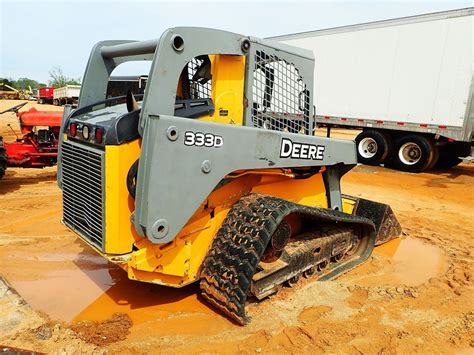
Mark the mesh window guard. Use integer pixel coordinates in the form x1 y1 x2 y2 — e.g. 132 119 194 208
185 56 212 99
251 50 310 134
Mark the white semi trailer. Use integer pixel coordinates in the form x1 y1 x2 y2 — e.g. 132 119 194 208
272 8 473 172
53 85 81 106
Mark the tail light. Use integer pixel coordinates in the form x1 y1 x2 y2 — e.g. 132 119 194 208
95 127 104 144
69 122 77 137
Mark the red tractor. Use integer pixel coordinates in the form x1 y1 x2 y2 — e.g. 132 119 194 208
0 102 62 178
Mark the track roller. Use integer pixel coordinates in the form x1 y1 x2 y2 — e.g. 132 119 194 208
286 274 301 287
303 266 316 278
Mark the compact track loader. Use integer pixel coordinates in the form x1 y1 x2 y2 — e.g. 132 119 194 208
58 28 401 324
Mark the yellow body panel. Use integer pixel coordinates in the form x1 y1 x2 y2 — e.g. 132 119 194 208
127 206 230 286
125 174 258 286
104 139 141 254
251 173 329 208
207 55 245 126
184 55 245 126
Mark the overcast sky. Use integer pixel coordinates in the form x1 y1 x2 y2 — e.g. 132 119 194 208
0 0 471 83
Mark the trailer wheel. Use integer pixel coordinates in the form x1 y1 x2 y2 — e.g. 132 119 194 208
53 99 59 106
436 142 470 169
355 130 392 166
392 134 436 173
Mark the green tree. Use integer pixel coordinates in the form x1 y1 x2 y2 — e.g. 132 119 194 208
48 66 81 88
13 77 41 91
0 77 14 88
67 78 81 85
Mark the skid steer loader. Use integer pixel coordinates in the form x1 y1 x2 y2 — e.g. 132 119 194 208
58 27 401 325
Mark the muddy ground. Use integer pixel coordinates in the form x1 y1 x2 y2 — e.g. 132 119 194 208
0 100 473 354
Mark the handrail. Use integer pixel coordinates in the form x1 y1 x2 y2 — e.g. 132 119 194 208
101 39 159 59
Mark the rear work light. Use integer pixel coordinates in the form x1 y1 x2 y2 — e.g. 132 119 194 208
95 127 104 144
82 125 90 140
69 122 77 137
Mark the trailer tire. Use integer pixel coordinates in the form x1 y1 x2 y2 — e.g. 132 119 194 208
436 142 470 169
391 134 436 173
53 99 59 106
355 130 392 166
424 143 440 171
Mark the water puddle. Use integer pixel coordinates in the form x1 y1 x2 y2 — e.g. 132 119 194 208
13 268 115 321
348 237 447 286
1 246 218 332
0 236 446 335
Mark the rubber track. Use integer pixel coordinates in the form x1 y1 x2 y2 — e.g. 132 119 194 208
200 193 375 325
0 142 7 179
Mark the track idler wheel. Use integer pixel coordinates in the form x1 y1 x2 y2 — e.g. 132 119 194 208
261 220 291 263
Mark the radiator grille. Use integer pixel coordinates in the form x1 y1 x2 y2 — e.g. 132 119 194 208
62 141 104 250
251 50 311 134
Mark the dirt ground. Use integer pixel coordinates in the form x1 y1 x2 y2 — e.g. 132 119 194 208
0 99 473 354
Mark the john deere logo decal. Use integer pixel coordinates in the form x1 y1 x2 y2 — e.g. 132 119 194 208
280 138 325 160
